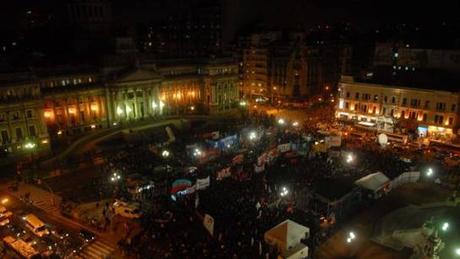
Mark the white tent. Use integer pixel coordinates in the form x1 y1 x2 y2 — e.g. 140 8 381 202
264 220 309 259
355 172 391 198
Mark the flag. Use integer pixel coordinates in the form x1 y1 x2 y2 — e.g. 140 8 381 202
203 214 214 236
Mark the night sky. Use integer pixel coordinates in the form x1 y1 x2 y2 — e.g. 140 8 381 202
0 0 459 32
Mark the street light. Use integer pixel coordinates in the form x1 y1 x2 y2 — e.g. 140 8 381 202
441 222 449 232
162 150 170 158
292 121 299 127
249 131 257 140
280 186 289 197
455 247 460 256
193 148 202 157
346 231 356 243
110 172 122 182
239 101 247 106
346 153 354 163
426 167 434 177
278 118 285 125
24 142 36 149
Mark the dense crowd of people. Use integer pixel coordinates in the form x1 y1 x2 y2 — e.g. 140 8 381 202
99 109 458 258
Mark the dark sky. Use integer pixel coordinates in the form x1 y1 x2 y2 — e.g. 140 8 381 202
1 0 459 31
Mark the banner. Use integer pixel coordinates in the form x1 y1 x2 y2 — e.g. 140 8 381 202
196 176 210 190
203 214 214 236
171 179 192 193
216 167 232 180
277 143 291 153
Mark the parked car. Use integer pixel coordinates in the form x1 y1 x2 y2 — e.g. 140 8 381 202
113 200 143 219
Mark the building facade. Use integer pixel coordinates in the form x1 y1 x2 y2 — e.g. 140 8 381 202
336 76 460 140
0 59 239 154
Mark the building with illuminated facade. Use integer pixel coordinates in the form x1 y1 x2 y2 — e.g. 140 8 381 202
0 58 239 154
336 76 460 140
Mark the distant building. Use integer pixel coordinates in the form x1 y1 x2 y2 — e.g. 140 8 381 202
336 76 460 140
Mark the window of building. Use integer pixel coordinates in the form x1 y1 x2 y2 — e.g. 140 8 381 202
410 99 420 108
434 115 444 124
436 102 446 111
392 96 396 104
26 110 32 118
410 111 416 119
451 104 456 112
355 92 359 100
29 125 36 137
382 107 386 115
402 98 407 106
15 128 23 140
423 113 427 122
449 117 454 125
390 109 394 116
354 104 358 111
373 106 377 114
401 111 405 118
1 130 8 144
374 95 378 101
345 102 349 109
424 100 430 109
346 92 350 98
384 96 388 103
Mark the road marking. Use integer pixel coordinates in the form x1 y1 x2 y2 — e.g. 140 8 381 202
80 240 115 259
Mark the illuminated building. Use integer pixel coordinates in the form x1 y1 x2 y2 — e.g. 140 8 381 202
0 74 49 153
336 76 460 140
0 58 239 154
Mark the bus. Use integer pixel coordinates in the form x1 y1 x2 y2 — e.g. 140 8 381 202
2 236 39 258
23 214 49 237
384 132 408 144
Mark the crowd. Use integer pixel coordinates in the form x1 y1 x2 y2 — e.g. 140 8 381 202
104 110 440 259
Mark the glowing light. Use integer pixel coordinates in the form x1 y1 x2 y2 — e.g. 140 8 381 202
90 124 96 129
426 168 434 177
239 101 247 106
442 222 449 232
159 101 165 109
346 231 356 243
57 130 63 135
162 150 170 158
278 118 285 125
24 142 36 149
292 121 299 127
346 153 354 163
190 106 195 111
90 103 98 111
249 131 257 140
455 247 460 256
280 186 289 197
339 99 345 109
44 111 53 118
126 105 132 113
41 139 48 144
116 106 124 115
1 198 8 205
68 107 76 114
193 148 202 157
152 101 158 109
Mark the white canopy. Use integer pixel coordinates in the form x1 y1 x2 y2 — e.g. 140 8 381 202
355 172 390 192
264 219 309 256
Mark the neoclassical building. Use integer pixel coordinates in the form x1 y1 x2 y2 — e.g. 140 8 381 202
0 58 239 154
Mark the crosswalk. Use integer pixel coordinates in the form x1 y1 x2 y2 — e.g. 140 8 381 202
33 200 60 214
78 240 116 259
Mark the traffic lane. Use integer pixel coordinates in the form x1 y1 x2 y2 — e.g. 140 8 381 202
0 191 85 256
